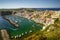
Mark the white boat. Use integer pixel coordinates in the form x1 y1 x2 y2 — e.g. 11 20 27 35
22 33 24 35
29 30 32 33
25 32 27 34
19 34 21 37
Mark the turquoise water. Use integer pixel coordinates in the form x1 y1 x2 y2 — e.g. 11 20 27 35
0 15 42 37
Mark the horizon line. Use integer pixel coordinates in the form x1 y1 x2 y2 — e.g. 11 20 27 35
0 7 60 9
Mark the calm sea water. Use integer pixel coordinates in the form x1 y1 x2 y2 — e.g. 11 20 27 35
0 16 15 29
0 15 42 37
33 8 60 10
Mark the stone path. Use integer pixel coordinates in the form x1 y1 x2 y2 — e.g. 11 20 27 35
1 29 10 40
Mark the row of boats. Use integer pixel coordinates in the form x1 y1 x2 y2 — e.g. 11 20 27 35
11 30 32 38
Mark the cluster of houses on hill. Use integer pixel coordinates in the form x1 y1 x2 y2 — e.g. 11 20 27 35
15 10 60 26
0 9 60 26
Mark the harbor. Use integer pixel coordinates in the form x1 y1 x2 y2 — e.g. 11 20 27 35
0 15 42 40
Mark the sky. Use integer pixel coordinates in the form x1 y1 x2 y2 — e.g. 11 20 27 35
0 0 60 9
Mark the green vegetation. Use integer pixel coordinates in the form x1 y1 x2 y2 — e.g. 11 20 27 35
38 18 60 40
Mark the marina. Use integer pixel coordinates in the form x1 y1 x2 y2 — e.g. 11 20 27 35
0 15 42 38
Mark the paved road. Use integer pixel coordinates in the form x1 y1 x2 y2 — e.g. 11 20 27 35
1 29 10 40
